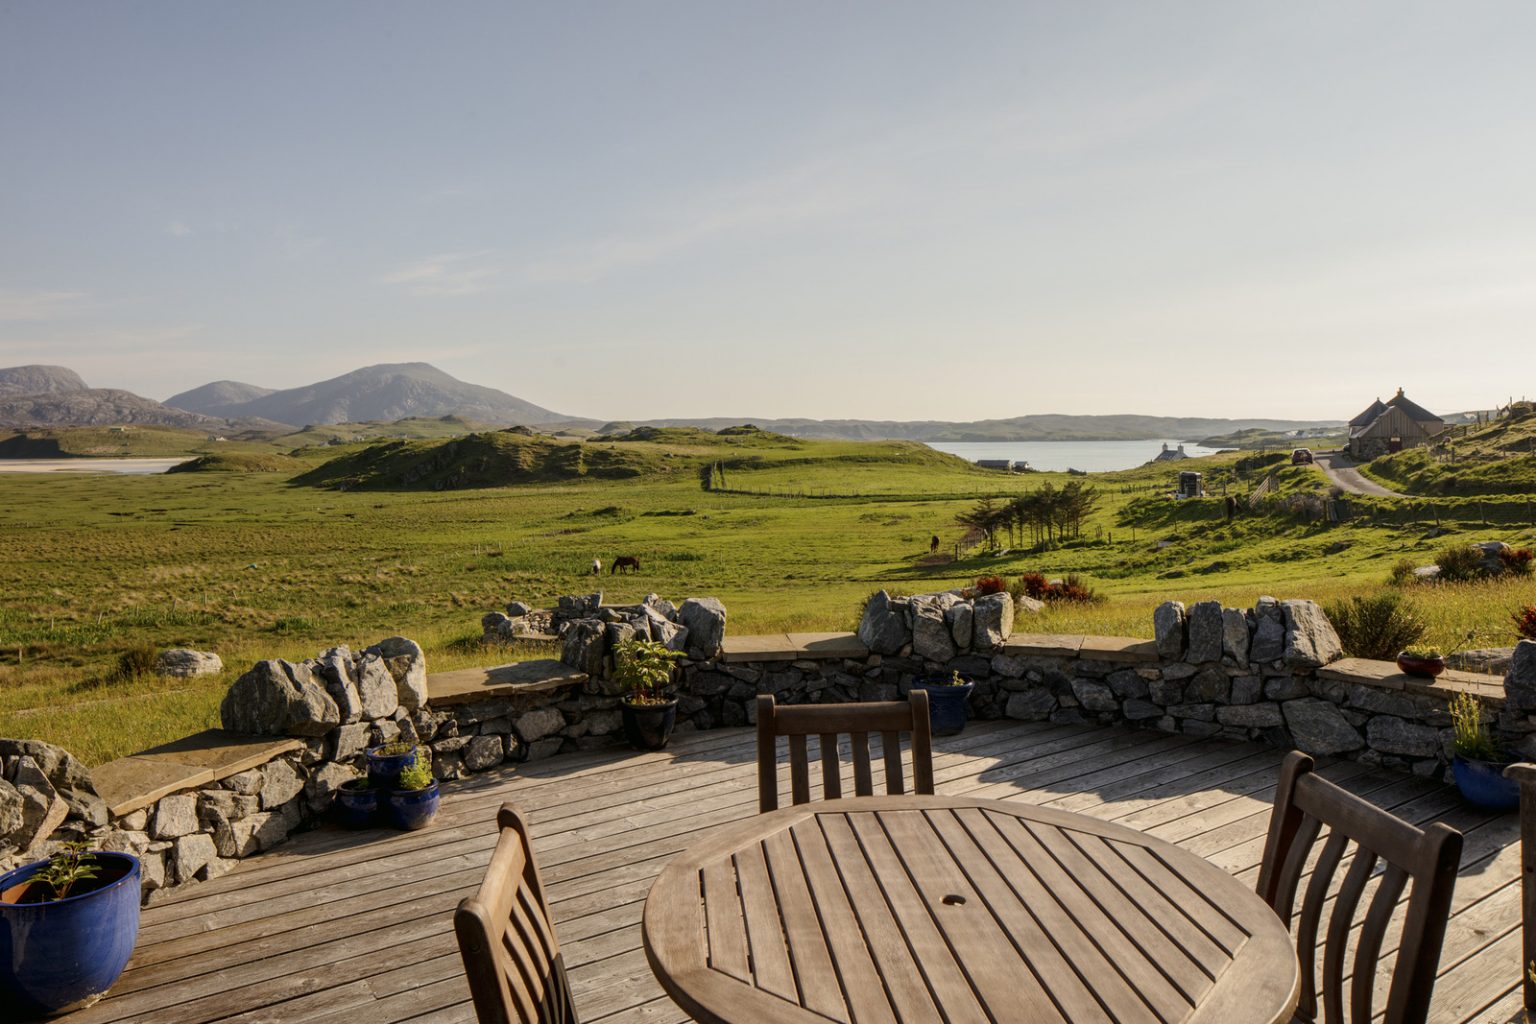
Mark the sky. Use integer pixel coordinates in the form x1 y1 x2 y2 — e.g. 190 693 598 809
2 1 1534 422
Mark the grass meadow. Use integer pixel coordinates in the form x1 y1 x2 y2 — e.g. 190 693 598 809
2 432 1534 763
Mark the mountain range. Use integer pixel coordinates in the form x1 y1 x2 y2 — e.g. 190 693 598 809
0 362 1344 440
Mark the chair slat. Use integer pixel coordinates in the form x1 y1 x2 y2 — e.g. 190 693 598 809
790 735 811 805
820 733 842 800
1295 828 1348 1017
881 730 903 795
1353 863 1409 1023
1323 847 1377 1024
851 731 873 796
755 693 935 812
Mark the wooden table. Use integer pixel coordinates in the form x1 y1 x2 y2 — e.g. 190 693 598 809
643 795 1300 1024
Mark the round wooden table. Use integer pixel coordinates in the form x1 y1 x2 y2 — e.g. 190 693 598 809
643 795 1300 1024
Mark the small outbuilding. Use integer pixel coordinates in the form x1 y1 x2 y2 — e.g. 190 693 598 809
1347 388 1445 459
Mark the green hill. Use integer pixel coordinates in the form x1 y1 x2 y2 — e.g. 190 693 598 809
1364 410 1536 495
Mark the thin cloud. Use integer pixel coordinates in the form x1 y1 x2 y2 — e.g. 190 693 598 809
380 251 502 297
0 289 89 321
166 221 193 238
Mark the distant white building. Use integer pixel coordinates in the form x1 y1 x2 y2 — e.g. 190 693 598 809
1151 443 1188 462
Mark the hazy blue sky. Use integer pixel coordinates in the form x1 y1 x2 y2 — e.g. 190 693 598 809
2 2 1533 421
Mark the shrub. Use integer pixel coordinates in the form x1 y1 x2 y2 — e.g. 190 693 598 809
1052 574 1104 603
1513 605 1536 641
1450 691 1502 761
1324 592 1427 661
1013 573 1050 601
111 644 158 684
1388 559 1418 587
974 576 1006 595
1435 544 1485 582
1499 548 1534 576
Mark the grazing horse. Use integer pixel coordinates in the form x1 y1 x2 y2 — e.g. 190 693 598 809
612 555 641 575
930 534 940 553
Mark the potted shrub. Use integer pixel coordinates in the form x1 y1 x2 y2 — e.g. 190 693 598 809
1395 646 1446 678
911 670 975 737
335 777 379 829
1450 691 1518 811
365 740 418 790
0 842 141 1017
385 749 440 831
614 637 684 751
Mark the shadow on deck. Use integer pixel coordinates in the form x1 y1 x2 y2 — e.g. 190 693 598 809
57 720 1525 1024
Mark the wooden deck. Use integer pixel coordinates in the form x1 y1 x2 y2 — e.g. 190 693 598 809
62 720 1525 1024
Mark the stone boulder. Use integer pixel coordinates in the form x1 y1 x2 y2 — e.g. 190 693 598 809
154 649 224 678
643 593 678 619
312 646 363 724
1153 601 1186 660
910 596 957 664
365 637 428 711
1282 698 1364 755
220 659 341 737
0 738 105 827
561 619 607 675
857 591 910 656
1281 600 1343 670
1506 640 1536 712
945 601 974 649
1473 540 1513 575
972 593 1015 651
1185 601 1223 664
354 653 400 720
1250 596 1286 664
677 598 727 658
556 592 602 620
1221 608 1251 665
506 600 533 617
9 757 69 855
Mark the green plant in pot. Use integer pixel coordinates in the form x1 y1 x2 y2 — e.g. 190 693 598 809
1 841 143 1016
1449 691 1517 811
614 637 684 751
1395 646 1445 678
385 749 441 831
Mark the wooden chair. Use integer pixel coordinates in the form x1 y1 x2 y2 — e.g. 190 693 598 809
1256 751 1462 1024
454 804 578 1024
756 691 934 813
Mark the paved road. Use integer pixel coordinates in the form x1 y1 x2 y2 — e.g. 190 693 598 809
1313 451 1401 497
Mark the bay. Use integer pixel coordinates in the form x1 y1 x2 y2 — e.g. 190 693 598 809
925 439 1225 473
0 458 184 475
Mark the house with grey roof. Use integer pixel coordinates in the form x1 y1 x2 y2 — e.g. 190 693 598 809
1347 388 1445 459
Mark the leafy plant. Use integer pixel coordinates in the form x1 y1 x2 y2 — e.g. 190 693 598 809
1499 547 1534 576
1387 558 1418 587
372 740 414 757
613 637 683 705
1401 646 1444 660
398 750 433 790
1324 592 1427 661
1449 691 1504 762
1435 544 1486 583
974 576 1006 595
1513 605 1536 641
110 644 158 684
1013 572 1050 601
33 841 100 902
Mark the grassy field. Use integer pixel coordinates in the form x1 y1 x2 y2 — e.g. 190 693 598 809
1362 410 1536 495
2 429 1534 764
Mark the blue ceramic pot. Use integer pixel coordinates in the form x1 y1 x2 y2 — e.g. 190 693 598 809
335 780 380 829
387 782 441 831
1453 755 1519 811
912 677 975 737
365 744 418 791
622 700 678 751
0 852 141 1017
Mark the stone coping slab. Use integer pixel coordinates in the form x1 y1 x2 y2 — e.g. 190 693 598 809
1079 635 1160 663
90 730 307 817
787 633 870 659
1321 657 1505 704
428 659 589 706
1004 634 1086 659
721 634 802 663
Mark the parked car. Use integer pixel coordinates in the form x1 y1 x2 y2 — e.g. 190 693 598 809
1291 448 1314 464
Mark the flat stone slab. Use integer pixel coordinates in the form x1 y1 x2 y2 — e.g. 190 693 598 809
721 635 800 663
92 757 217 818
1004 634 1085 659
133 730 305 778
1322 657 1505 703
429 660 589 706
1079 635 1160 663
786 633 869 659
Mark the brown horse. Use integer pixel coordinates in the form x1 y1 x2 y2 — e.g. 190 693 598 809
930 535 940 553
611 556 641 575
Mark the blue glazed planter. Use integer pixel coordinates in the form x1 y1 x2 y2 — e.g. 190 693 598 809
365 744 418 791
1453 755 1519 812
0 852 141 1017
912 677 975 737
387 782 441 831
335 780 380 829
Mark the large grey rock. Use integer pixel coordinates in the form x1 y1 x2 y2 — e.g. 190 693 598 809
1186 666 1231 703
677 598 727 658
516 708 565 743
304 763 357 812
11 758 69 853
173 832 218 884
1004 689 1056 721
1506 640 1536 712
945 601 974 650
506 600 533 617
312 646 363 724
464 735 506 772
857 591 910 656
220 659 340 737
0 739 103 827
152 793 200 839
1366 716 1444 759
1251 597 1286 663
366 637 428 711
330 722 371 762
1014 594 1046 614
0 778 22 838
354 653 400 720
561 619 607 675
1474 540 1513 575
1153 601 1186 659
1216 703 1284 729
154 649 224 678
557 592 602 619
972 593 1014 650
642 593 677 619
1186 601 1224 664
260 760 305 810
910 596 957 663
1070 679 1117 712
1282 600 1343 670
1283 698 1365 755
1222 608 1251 665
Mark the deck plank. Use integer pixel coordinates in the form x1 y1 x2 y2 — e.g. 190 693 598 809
59 723 1524 1024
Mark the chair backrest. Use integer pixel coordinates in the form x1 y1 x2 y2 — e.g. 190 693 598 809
756 691 934 813
1256 751 1462 1024
454 804 578 1024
